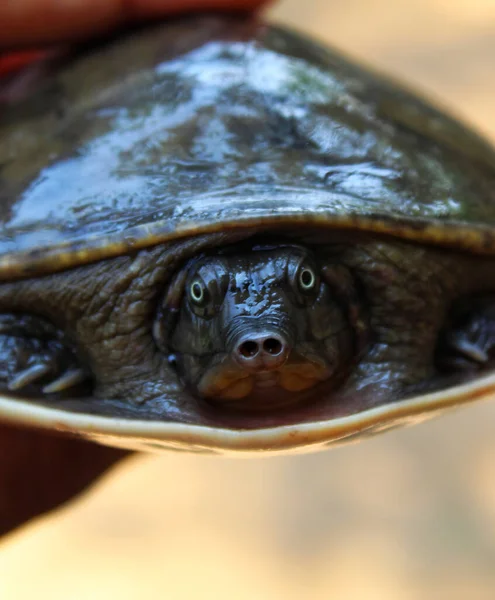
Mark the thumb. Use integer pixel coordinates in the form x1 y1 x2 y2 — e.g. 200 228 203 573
0 0 269 49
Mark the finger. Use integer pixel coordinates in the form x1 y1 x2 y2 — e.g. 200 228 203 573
0 50 51 77
0 0 269 49
0 0 122 49
126 0 269 17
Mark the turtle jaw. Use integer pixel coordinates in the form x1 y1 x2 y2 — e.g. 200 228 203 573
195 351 334 412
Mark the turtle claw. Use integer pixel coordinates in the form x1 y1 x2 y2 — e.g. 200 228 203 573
448 337 489 365
8 363 52 391
0 313 89 397
439 297 495 371
42 368 88 394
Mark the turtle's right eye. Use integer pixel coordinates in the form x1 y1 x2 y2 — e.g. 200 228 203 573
186 261 229 318
189 278 209 307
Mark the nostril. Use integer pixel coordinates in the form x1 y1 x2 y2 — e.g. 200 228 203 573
238 340 259 358
263 337 283 356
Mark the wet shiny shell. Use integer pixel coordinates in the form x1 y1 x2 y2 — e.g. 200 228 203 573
1 16 495 454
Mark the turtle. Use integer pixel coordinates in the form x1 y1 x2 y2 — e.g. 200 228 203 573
1 14 495 534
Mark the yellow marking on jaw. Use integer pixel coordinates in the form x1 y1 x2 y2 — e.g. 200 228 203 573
279 372 319 392
200 360 330 401
218 378 254 400
278 361 331 392
198 364 252 398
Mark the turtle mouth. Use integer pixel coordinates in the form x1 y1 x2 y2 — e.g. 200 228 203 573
196 355 332 412
254 372 279 388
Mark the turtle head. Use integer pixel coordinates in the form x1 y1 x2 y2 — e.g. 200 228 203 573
155 245 363 412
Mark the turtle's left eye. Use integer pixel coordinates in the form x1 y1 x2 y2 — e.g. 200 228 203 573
298 266 317 293
288 255 320 304
294 261 319 300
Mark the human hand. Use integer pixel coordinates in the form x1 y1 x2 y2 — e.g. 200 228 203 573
0 0 270 537
1 0 269 48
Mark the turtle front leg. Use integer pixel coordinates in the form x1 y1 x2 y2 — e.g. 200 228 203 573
438 297 495 371
0 314 90 396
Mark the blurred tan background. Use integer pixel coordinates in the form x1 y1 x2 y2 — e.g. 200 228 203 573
1 1 495 598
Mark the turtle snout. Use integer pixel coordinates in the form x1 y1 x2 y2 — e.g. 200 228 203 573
233 331 290 371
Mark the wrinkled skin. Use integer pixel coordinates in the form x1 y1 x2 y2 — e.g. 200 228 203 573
0 233 494 425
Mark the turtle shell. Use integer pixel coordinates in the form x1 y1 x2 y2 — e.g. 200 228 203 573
1 16 495 454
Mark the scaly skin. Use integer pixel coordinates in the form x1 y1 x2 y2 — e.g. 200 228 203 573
0 233 493 425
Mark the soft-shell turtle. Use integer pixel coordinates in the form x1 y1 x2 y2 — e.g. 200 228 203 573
1 14 495 473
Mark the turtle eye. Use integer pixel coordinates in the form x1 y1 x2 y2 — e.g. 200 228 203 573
189 278 209 307
287 255 320 304
185 259 229 318
295 262 319 299
298 266 317 293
